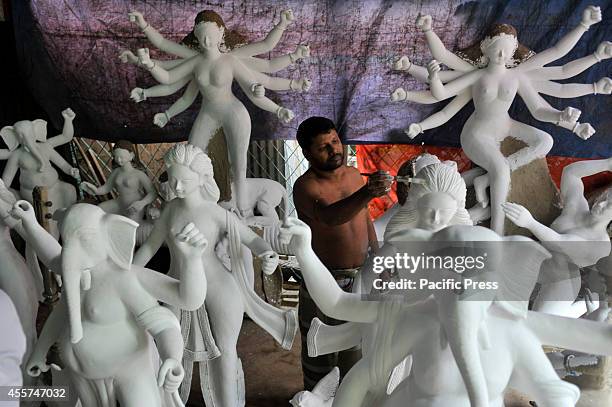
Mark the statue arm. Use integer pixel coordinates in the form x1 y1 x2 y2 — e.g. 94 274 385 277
137 173 158 207
0 149 10 160
1 154 19 187
162 80 199 122
416 91 471 132
146 55 200 85
529 54 599 80
243 50 306 73
248 70 294 91
18 210 62 268
47 148 75 177
423 30 476 72
518 6 601 71
533 79 598 98
143 77 191 99
133 208 168 266
296 244 379 322
47 115 74 148
518 80 577 127
233 59 285 114
559 158 612 213
141 25 198 59
429 69 480 100
230 16 291 58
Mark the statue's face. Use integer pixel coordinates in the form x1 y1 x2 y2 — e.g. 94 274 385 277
481 35 517 66
416 192 458 231
194 21 224 49
305 129 345 171
167 164 201 199
112 148 133 167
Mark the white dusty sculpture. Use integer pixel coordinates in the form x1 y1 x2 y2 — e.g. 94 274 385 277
503 157 612 317
0 180 38 385
290 367 339 407
133 144 297 406
0 289 27 405
219 177 288 225
0 109 79 223
384 153 472 241
391 6 611 235
81 140 157 221
12 200 211 407
128 9 310 216
282 218 612 407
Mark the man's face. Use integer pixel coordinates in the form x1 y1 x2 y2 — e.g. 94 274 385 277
305 130 344 171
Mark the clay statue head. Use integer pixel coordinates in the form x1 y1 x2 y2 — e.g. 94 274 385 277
396 153 457 205
457 24 534 68
416 191 458 231
181 10 247 51
296 117 344 171
0 120 48 171
112 140 135 167
59 203 138 343
164 144 220 202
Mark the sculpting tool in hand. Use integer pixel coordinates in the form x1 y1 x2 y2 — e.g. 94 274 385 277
360 173 427 185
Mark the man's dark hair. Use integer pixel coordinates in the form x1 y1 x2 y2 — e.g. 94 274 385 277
296 116 337 150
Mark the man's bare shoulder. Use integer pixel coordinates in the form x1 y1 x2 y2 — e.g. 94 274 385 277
294 169 319 193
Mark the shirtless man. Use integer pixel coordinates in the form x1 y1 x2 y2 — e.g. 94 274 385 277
292 116 392 389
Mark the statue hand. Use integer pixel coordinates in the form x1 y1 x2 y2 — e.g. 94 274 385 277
291 78 312 92
172 222 208 256
405 123 423 139
280 9 295 26
559 106 581 124
279 217 312 255
292 45 310 61
581 6 602 27
69 167 80 179
277 107 295 123
393 56 411 71
366 170 394 197
595 41 612 61
416 15 433 32
427 60 441 81
80 181 98 196
390 87 407 102
10 200 37 226
130 87 146 103
128 11 148 30
573 122 596 140
594 77 612 94
127 200 146 214
258 250 279 275
153 112 170 128
157 358 184 393
501 202 534 228
119 50 139 64
26 353 61 377
137 48 154 70
251 83 265 98
61 108 76 121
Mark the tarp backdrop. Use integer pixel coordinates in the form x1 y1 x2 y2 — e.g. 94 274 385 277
12 0 612 158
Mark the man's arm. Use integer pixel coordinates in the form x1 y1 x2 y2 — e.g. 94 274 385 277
367 216 378 252
293 170 391 227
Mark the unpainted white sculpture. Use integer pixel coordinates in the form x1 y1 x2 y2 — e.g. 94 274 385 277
219 177 288 225
81 140 157 221
128 9 310 216
503 157 612 317
0 180 38 386
384 154 472 241
290 367 339 407
0 288 27 407
0 109 80 231
13 200 210 407
282 217 612 407
391 6 611 235
133 144 296 406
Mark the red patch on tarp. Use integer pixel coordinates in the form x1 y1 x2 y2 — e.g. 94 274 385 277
357 145 612 220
